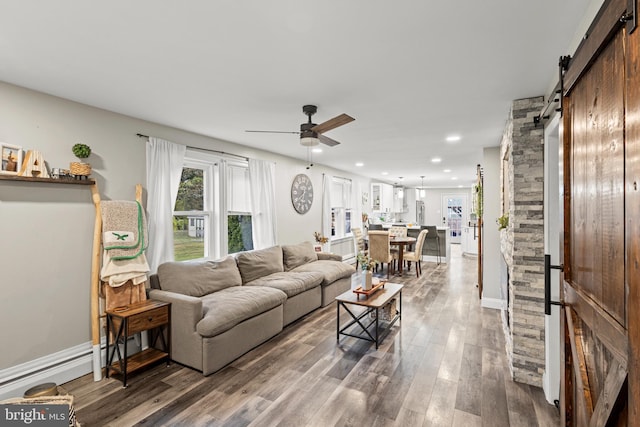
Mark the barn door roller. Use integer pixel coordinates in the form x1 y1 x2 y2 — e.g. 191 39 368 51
621 0 636 33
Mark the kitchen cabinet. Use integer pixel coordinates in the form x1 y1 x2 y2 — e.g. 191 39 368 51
462 226 478 255
371 183 394 212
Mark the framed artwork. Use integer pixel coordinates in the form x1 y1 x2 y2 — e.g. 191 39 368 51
0 143 23 175
362 191 369 205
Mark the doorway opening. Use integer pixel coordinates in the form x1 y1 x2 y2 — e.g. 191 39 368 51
441 194 468 244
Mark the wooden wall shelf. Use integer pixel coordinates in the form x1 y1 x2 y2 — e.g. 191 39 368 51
0 175 95 185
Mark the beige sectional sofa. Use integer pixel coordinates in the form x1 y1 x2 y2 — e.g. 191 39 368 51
148 242 355 375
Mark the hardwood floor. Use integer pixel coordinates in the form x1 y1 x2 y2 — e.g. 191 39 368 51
63 246 559 426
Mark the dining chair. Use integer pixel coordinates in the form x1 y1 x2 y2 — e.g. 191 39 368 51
403 229 428 277
368 224 383 230
368 230 394 279
388 225 408 269
352 227 368 269
422 225 441 264
388 226 408 238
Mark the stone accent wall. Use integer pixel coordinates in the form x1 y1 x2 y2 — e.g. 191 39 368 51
499 96 545 387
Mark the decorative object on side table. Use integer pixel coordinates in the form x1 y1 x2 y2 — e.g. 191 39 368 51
0 143 22 175
356 252 376 291
313 231 328 252
70 143 92 177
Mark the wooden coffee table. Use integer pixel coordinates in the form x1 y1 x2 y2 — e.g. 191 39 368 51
335 282 403 349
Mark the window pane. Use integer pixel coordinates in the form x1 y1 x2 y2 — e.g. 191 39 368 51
173 215 205 261
345 209 352 234
175 168 204 211
228 214 253 253
331 209 336 236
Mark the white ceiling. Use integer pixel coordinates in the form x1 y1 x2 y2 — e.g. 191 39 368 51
0 0 593 188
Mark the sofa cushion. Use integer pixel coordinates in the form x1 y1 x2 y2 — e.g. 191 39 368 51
282 241 318 271
291 260 356 286
244 271 324 297
157 256 242 297
235 245 284 284
196 286 287 337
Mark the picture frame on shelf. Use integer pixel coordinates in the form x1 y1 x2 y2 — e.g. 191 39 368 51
0 143 23 175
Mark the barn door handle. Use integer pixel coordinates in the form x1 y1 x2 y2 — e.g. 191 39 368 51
544 254 564 315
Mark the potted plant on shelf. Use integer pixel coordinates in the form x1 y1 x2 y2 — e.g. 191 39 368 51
356 252 376 290
70 143 92 177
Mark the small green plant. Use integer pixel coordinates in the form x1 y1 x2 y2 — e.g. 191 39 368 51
497 213 509 230
357 252 377 271
475 184 483 217
72 143 91 159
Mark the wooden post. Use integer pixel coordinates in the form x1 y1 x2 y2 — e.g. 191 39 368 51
89 182 102 381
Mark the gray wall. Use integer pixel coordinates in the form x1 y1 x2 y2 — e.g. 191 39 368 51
0 81 370 370
482 146 501 300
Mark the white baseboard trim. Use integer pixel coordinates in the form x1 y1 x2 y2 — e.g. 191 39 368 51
481 297 506 310
420 255 448 264
0 341 104 401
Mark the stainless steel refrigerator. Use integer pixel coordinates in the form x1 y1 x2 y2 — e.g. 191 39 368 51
416 200 425 226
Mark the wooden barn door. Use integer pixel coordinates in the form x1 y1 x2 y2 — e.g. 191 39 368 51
561 0 639 425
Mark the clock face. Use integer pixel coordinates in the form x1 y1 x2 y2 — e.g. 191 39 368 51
291 174 313 214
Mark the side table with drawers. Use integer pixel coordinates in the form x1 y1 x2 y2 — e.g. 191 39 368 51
105 299 171 387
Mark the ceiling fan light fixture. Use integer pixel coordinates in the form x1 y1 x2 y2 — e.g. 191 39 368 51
300 136 319 146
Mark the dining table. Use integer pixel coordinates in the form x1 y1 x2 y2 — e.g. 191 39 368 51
389 235 416 276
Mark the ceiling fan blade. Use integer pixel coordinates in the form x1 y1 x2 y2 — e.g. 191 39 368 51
311 113 354 134
245 130 300 134
318 134 341 146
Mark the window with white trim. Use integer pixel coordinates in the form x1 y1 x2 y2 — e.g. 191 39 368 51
227 162 253 254
173 158 215 261
330 177 352 239
173 150 253 261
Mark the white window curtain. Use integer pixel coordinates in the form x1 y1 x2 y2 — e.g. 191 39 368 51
146 137 186 272
352 180 363 230
322 173 332 251
248 159 277 249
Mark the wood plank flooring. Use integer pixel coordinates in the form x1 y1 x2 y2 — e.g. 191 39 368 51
63 245 560 426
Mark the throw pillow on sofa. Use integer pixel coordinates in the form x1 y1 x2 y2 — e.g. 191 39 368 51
157 256 242 297
235 245 284 283
282 241 318 271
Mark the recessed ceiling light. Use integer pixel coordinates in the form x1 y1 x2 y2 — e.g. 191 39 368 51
451 177 458 180
355 162 364 167
381 171 389 175
457 185 463 188
446 135 461 142
443 169 451 173
431 157 442 163
312 147 323 153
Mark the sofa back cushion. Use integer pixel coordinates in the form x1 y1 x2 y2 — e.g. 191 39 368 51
235 245 284 284
157 256 242 297
282 241 318 271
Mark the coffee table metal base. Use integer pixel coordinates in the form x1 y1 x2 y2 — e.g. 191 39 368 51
336 303 401 349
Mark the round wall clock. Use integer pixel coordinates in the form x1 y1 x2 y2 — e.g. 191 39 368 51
291 173 313 214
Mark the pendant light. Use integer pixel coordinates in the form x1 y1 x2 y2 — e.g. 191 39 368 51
419 176 426 198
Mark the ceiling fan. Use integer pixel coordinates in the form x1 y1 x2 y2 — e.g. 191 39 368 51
246 105 354 147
